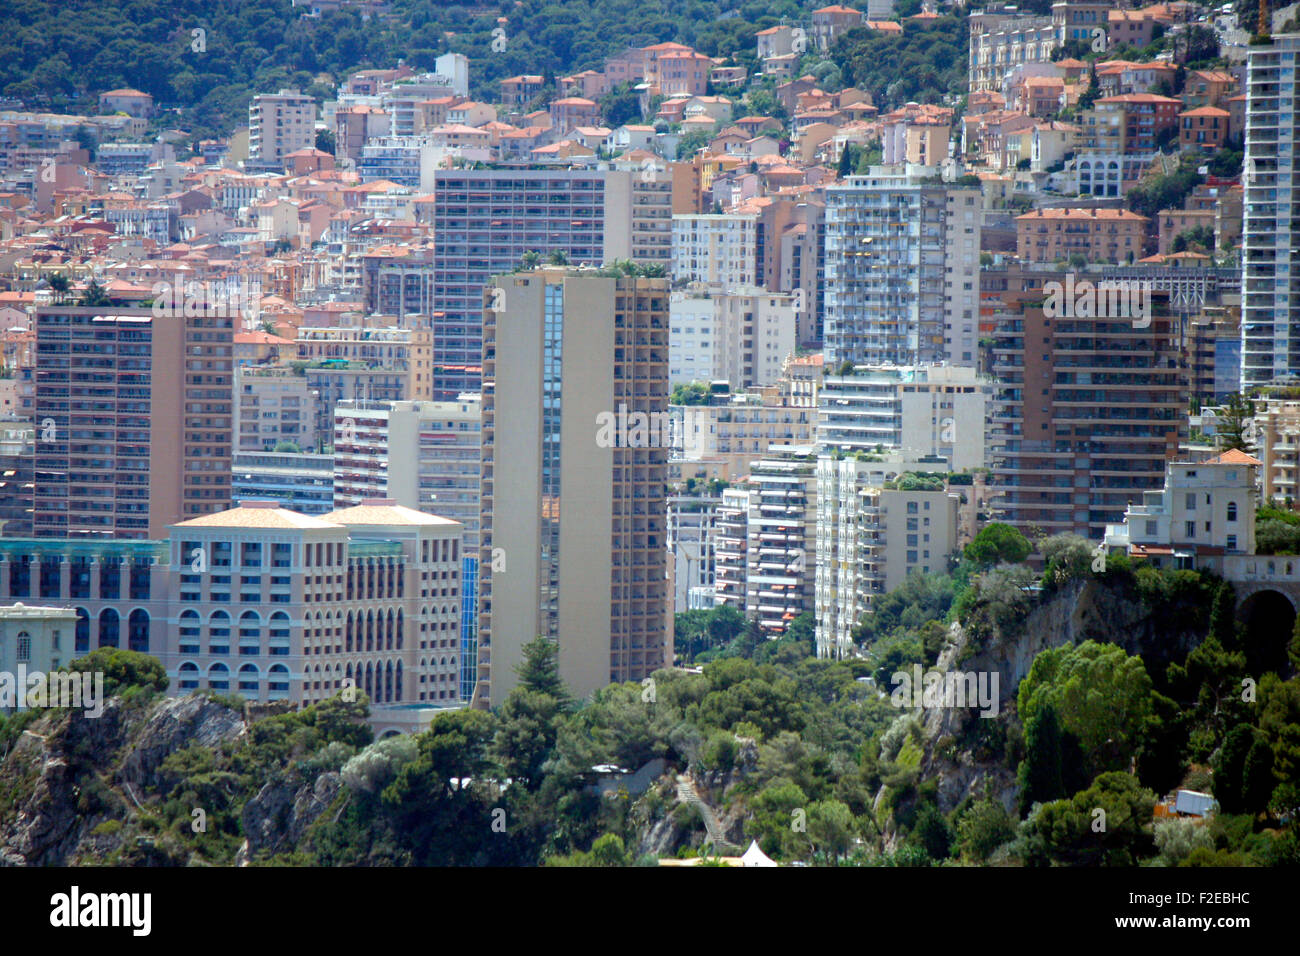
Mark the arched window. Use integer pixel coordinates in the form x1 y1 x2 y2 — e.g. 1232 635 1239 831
98 608 120 649
127 609 149 653
345 610 354 652
238 663 259 696
16 631 31 663
209 610 231 654
395 609 404 650
394 661 402 702
268 664 290 697
208 662 230 690
178 662 200 690
239 610 261 656
1227 501 1238 521
179 609 201 652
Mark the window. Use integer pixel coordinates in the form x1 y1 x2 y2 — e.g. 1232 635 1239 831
1227 534 1238 550
1185 521 1195 538
16 632 31 663
1227 502 1238 521
1185 493 1196 510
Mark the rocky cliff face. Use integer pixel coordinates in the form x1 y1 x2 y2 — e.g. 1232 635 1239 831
236 773 343 866
892 577 1207 829
0 695 245 866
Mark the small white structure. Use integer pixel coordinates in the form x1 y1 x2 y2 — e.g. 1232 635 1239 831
1173 789 1217 818
0 603 78 679
740 839 778 867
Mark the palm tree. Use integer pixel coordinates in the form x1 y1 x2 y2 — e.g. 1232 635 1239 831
78 280 112 307
47 274 69 304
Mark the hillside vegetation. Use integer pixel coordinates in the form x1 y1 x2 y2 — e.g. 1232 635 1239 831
4 530 1298 866
0 0 832 138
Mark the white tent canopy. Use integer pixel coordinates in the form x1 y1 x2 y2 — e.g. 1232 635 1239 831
739 840 777 867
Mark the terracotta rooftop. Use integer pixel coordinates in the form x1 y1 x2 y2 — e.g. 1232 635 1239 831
174 502 340 531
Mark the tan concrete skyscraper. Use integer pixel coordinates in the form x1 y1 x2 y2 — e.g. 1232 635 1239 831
476 269 671 706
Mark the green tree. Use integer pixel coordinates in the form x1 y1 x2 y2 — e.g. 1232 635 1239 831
1214 393 1254 453
1258 674 1300 796
599 82 643 128
66 647 168 695
491 688 562 788
745 780 810 859
1018 641 1155 780
837 144 855 178
1024 772 1158 866
77 279 113 307
708 604 746 650
910 802 953 860
956 796 1016 861
515 636 570 704
807 799 856 862
1213 723 1271 814
1209 581 1239 649
1018 701 1067 814
963 523 1031 569
47 273 69 303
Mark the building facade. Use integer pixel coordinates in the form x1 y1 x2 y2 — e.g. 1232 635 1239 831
989 293 1187 538
34 306 233 540
477 269 670 707
1241 35 1300 387
825 167 982 368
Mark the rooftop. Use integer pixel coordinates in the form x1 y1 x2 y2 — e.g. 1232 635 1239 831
327 500 462 528
173 502 342 531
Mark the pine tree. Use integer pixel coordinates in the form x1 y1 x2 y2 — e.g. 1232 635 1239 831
837 144 855 178
1018 701 1066 815
1289 611 1300 674
1216 393 1254 453
1210 582 1238 650
515 636 570 703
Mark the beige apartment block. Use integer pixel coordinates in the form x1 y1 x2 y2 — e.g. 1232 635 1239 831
249 90 317 166
235 365 318 453
0 602 79 680
332 396 482 550
676 394 816 481
1251 400 1300 508
33 306 233 539
477 269 670 707
170 501 462 707
1016 207 1149 264
0 500 463 708
1105 450 1259 565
